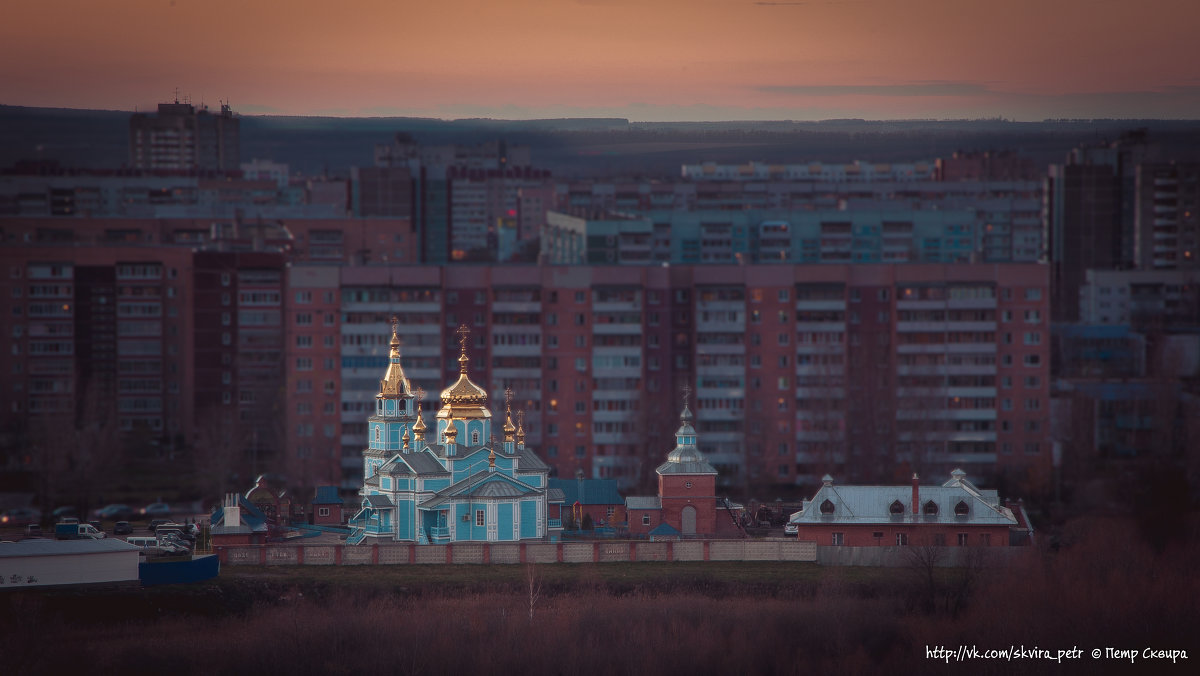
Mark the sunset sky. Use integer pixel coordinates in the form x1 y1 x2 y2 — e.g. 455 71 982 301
3 0 1198 121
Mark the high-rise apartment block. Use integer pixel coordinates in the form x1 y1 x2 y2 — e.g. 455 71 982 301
285 263 1051 497
1134 162 1199 270
129 102 240 172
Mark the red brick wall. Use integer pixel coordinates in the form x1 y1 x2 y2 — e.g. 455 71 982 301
795 524 1011 547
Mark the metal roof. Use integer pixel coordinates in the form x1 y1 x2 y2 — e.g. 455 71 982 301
789 482 1016 527
0 539 140 557
381 455 415 476
648 522 680 536
366 494 394 508
546 488 566 503
404 450 450 475
625 496 661 510
656 458 718 475
419 472 541 509
515 448 550 472
312 486 343 505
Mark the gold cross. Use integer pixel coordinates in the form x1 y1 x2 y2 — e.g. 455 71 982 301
682 383 692 408
505 386 514 410
391 315 398 333
456 324 470 350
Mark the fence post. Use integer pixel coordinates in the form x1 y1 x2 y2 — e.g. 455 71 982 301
259 546 267 565
702 540 710 561
556 542 563 562
519 542 527 564
372 543 380 564
667 541 674 562
483 543 491 564
593 542 600 562
629 541 637 562
446 544 454 564
296 546 305 565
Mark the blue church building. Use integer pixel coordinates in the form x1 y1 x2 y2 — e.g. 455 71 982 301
348 322 555 545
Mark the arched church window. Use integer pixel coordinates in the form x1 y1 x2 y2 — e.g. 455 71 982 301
923 500 939 515
955 500 970 516
472 431 480 445
889 500 904 514
820 499 835 515
375 428 380 442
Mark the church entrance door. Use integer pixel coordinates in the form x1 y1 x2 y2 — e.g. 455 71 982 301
681 505 697 535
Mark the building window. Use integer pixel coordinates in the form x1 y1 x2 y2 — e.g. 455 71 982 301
820 499 835 515
831 532 844 546
476 510 485 527
955 500 969 516
896 533 908 546
472 431 479 444
923 501 938 515
889 500 904 515
957 533 969 546
318 507 330 517
642 514 651 526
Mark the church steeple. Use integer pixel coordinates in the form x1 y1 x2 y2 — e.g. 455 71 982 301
413 387 427 444
676 384 696 447
657 384 717 476
503 386 517 452
378 315 410 398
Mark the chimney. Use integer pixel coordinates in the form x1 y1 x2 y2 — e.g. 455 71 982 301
911 473 920 514
224 492 240 528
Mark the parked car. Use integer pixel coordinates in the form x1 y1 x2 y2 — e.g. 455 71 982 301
24 524 43 536
142 502 172 518
156 525 195 543
156 532 191 554
149 519 174 533
113 521 133 535
1 507 42 526
784 522 798 535
94 504 133 521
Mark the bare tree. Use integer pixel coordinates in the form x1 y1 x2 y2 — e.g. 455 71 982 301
526 562 542 623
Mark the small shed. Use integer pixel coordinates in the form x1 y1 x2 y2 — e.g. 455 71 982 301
0 539 140 588
311 486 344 525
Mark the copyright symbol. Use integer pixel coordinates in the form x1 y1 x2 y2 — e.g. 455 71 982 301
1092 649 1102 659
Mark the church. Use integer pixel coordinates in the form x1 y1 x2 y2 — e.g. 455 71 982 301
348 322 554 545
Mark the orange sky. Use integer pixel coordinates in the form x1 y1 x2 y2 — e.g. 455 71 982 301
3 0 1198 120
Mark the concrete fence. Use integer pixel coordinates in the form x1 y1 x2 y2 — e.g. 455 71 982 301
214 538 818 566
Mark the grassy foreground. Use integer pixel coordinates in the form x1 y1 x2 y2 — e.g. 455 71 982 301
2 519 1197 675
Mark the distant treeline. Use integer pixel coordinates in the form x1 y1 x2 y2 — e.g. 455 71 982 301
3 104 1200 179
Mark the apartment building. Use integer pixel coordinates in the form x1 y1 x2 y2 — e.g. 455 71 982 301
129 102 239 172
283 263 1051 498
543 205 1044 266
0 246 196 463
1134 162 1199 270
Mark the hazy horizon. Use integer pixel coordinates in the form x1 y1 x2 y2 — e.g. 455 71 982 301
4 0 1199 123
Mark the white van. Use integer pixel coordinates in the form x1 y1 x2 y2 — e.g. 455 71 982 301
126 536 158 549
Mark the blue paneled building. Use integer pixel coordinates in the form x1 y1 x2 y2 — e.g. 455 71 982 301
348 322 555 545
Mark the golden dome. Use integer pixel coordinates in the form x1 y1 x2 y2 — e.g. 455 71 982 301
437 325 491 420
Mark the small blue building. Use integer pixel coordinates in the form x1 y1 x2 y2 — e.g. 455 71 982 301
349 322 554 544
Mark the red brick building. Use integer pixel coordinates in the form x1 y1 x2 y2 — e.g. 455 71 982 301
626 398 719 537
787 470 1021 547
